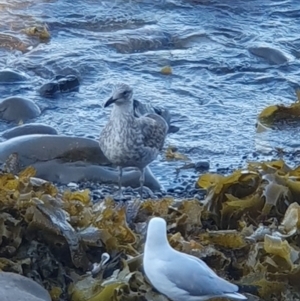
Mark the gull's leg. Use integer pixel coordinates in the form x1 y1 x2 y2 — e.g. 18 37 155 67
139 168 145 199
133 168 156 199
117 166 123 198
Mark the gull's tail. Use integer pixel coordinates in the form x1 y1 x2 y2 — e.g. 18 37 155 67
224 292 248 300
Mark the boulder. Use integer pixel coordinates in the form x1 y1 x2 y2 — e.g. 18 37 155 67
0 97 41 122
0 134 161 190
248 46 289 65
0 272 51 301
2 123 58 139
0 69 28 83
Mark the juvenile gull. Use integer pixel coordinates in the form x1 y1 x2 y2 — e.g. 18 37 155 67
143 217 247 301
99 83 168 198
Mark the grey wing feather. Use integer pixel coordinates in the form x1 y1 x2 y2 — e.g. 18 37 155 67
138 113 168 151
133 99 179 134
164 254 239 297
133 99 153 117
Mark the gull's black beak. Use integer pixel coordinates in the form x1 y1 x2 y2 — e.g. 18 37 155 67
104 96 116 108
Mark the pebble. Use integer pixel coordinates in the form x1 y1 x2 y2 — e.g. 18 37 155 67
174 186 184 191
91 190 102 201
167 187 175 193
67 182 79 189
194 193 204 200
181 174 189 178
216 167 231 174
184 184 192 191
59 174 207 202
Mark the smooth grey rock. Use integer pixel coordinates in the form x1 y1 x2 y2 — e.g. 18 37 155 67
0 97 41 122
0 134 161 190
2 123 58 139
33 159 159 189
0 272 51 301
0 70 28 83
248 46 289 65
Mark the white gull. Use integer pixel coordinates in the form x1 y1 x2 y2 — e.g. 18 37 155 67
143 217 247 301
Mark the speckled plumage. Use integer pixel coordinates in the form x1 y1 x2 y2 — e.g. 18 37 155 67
99 83 168 198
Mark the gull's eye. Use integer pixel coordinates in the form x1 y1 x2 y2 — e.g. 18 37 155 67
123 90 129 97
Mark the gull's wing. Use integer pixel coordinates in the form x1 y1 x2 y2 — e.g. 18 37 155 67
133 99 179 134
137 113 168 151
160 251 245 299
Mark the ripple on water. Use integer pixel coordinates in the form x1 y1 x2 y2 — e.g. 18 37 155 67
0 0 300 188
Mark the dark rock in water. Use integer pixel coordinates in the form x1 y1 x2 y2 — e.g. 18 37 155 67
195 161 210 171
56 75 80 92
39 75 80 97
0 272 51 301
0 69 28 83
2 123 58 139
248 46 289 65
133 98 180 134
39 82 59 96
0 134 161 191
0 97 41 122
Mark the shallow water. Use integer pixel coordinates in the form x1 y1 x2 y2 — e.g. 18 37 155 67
0 0 300 189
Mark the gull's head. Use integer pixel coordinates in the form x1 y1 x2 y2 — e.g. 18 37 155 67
104 83 133 108
145 217 169 250
148 217 167 233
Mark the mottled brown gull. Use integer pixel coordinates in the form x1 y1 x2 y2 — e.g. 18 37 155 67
99 83 168 198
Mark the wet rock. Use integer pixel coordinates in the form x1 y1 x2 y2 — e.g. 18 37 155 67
154 191 163 198
0 134 161 191
22 25 51 40
248 46 289 65
216 167 231 174
0 97 41 122
195 161 210 171
0 33 30 52
0 69 28 83
39 82 59 96
2 123 58 139
109 26 206 54
0 272 51 301
167 187 175 193
184 183 192 191
39 75 80 97
193 193 204 200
